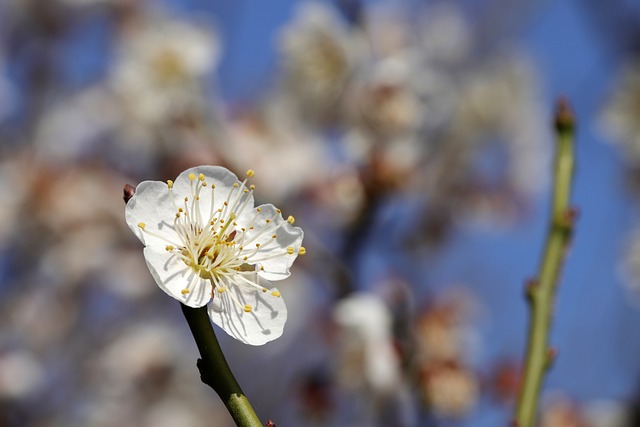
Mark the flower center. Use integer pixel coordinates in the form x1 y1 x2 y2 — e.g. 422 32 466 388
152 48 188 84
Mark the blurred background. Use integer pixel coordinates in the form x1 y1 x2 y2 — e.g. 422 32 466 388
1 0 640 426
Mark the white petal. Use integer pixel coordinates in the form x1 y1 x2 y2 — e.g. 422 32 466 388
125 180 180 247
172 166 254 226
143 246 212 307
208 285 287 345
238 203 304 281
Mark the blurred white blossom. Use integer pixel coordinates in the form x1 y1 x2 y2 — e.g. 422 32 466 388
422 363 478 418
111 15 219 127
223 105 330 203
278 2 355 121
601 60 640 166
333 292 401 395
0 350 45 399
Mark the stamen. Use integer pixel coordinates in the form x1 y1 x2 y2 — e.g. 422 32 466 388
243 251 291 263
299 247 307 255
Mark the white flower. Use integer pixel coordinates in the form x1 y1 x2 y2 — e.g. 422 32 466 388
125 166 305 345
600 60 640 166
333 293 401 395
277 2 354 118
111 16 219 127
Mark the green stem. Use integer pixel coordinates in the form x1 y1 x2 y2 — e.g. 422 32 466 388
180 304 264 427
514 100 576 427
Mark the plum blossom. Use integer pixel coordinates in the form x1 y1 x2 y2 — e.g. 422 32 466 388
277 1 355 121
125 166 305 345
600 60 640 167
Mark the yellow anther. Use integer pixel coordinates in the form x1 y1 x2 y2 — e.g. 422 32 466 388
239 246 244 250
276 209 281 214
138 222 146 230
271 290 281 297
244 189 249 193
260 266 264 270
266 219 271 223
256 243 261 248
224 201 228 206
188 173 196 181
287 247 294 255
249 226 254 230
218 287 226 293
175 212 181 218
243 256 248 260
196 196 200 201
287 216 295 224
256 208 261 213
202 182 207 187
178 208 183 212
233 183 239 188
181 289 190 295
211 184 216 189
165 245 174 251
167 180 174 189
244 305 252 313
250 185 255 190
220 219 225 223
299 247 307 255
262 287 267 293
272 234 277 239
198 173 205 181
184 197 188 202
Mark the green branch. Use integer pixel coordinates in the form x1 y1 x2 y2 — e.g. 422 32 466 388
514 99 577 427
180 304 265 427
